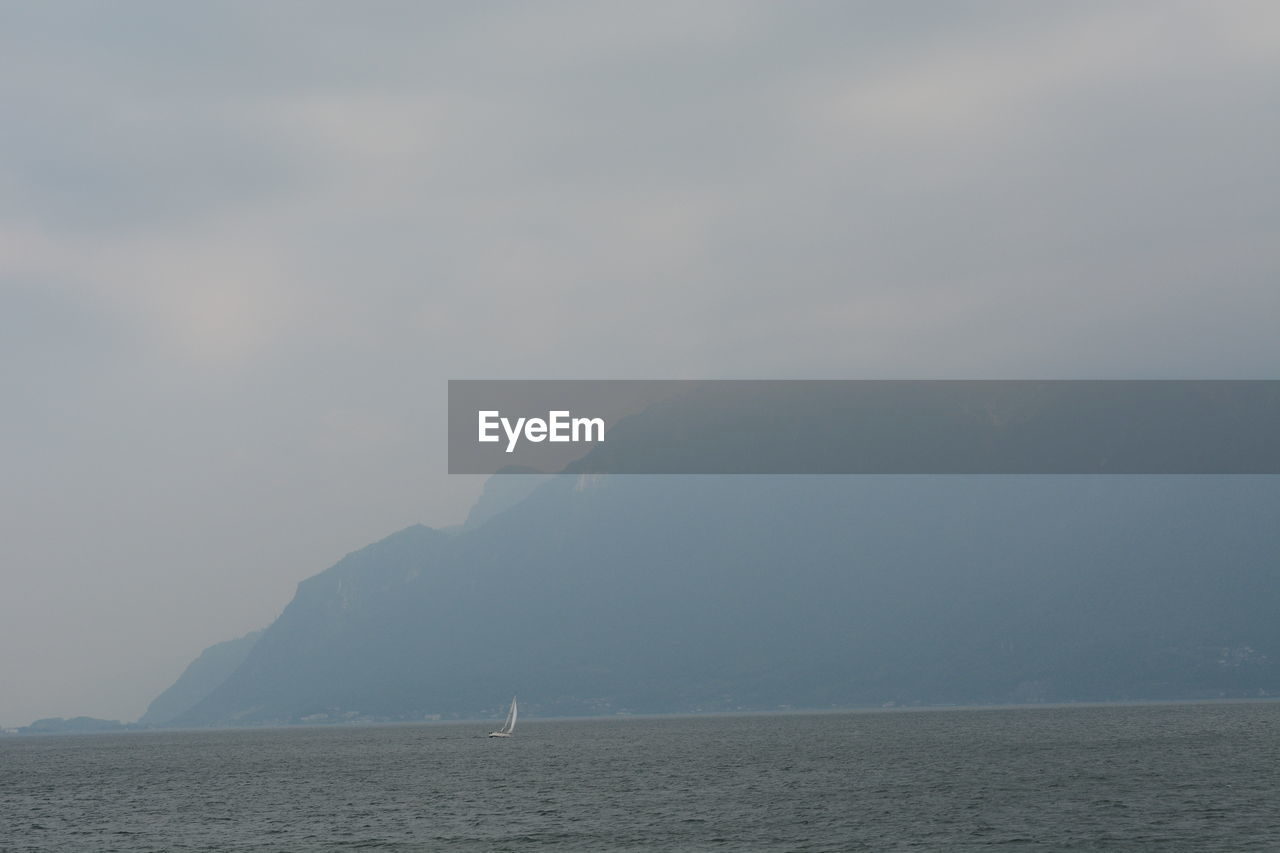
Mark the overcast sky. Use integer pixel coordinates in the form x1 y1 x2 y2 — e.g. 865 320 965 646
2 1 1278 726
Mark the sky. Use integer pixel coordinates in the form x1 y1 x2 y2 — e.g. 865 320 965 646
2 1 1278 727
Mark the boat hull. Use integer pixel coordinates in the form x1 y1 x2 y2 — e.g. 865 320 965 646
488 732 512 738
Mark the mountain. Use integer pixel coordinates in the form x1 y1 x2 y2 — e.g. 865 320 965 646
164 472 1280 726
458 465 551 531
20 716 130 734
139 629 263 725
151 383 1280 725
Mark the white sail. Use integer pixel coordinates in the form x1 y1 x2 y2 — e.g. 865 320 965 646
489 696 517 737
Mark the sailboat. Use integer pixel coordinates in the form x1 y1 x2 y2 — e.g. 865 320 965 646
488 696 517 738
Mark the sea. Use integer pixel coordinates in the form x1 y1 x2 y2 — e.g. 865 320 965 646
3 701 1278 851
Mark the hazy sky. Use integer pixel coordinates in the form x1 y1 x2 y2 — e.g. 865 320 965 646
2 1 1278 726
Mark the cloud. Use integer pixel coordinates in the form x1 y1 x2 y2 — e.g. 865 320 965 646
6 2 1274 378
1 1 1278 725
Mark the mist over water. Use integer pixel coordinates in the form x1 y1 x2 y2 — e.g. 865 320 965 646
5 702 1278 851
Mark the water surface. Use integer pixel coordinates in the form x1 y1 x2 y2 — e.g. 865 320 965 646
4 702 1278 850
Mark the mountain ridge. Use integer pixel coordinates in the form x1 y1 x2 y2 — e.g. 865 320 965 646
158 473 1280 726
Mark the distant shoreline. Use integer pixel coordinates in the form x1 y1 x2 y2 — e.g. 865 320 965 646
8 695 1278 737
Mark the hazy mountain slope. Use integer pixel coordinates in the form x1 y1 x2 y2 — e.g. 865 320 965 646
139 629 263 725
459 466 551 531
171 474 1280 725
145 466 543 726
